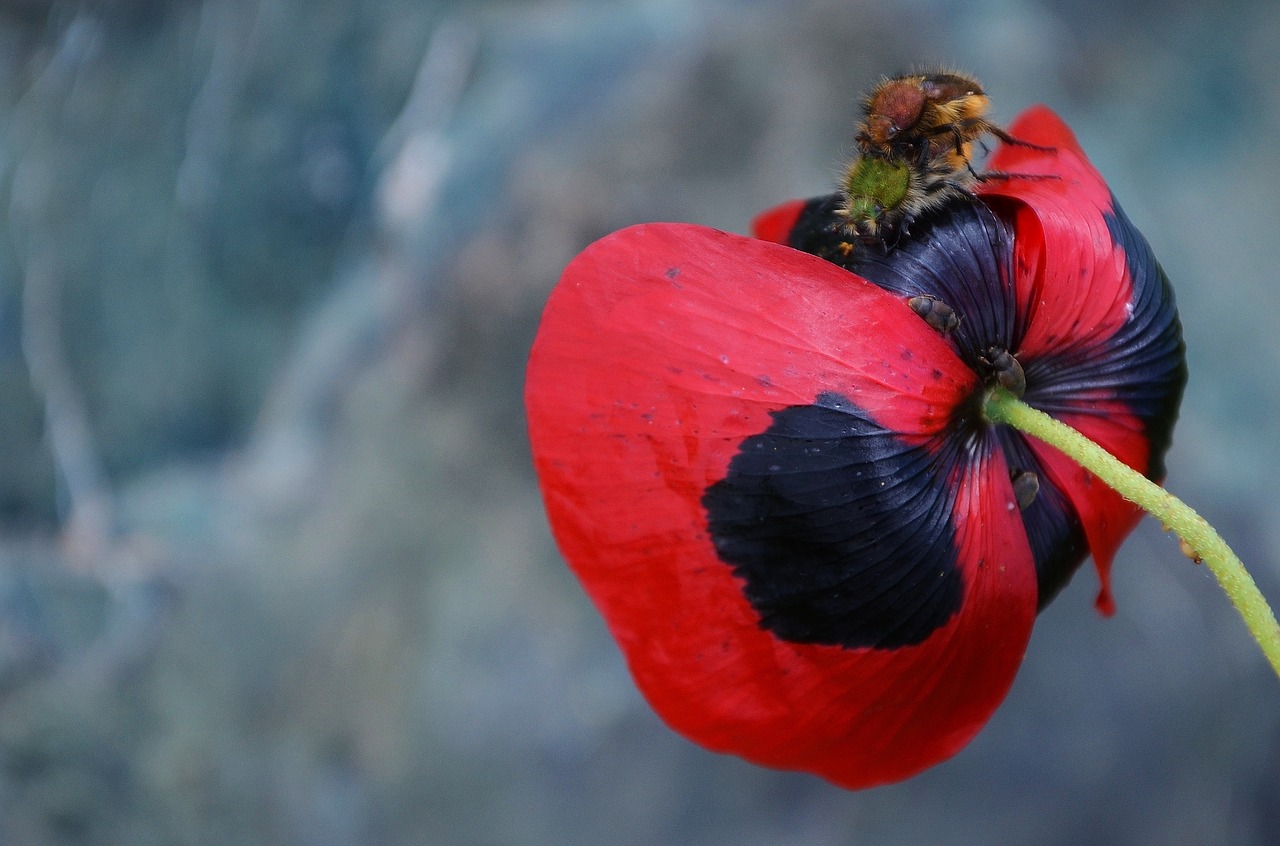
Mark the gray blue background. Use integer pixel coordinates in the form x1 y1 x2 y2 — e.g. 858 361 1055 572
0 0 1276 843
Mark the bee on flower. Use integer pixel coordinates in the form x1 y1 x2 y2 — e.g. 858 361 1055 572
527 104 1187 789
840 72 1051 239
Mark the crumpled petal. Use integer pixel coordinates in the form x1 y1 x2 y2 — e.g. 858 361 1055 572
980 106 1187 613
750 198 808 247
750 106 1186 615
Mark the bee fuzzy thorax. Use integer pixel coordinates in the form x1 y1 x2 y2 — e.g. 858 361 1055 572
918 74 992 131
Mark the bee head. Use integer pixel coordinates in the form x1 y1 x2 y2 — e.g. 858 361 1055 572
862 78 928 147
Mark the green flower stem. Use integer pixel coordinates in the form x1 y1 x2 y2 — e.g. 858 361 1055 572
983 388 1280 678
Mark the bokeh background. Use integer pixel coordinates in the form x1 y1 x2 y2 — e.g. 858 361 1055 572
0 0 1277 843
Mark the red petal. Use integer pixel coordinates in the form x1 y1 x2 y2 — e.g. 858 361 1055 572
982 106 1180 613
527 223 1039 787
1024 423 1143 615
750 199 808 244
981 107 1129 360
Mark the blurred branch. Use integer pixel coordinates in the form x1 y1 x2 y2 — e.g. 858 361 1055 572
20 248 115 560
375 19 478 167
175 0 263 216
374 19 477 245
2 13 115 558
240 20 478 504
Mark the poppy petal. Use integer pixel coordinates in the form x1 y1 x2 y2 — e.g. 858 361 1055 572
981 106 1187 612
527 222 1039 788
994 427 1089 609
750 198 808 245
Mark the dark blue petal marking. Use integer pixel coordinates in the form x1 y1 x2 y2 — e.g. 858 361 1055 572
844 203 1020 367
785 198 1021 369
779 198 1096 610
703 392 963 650
1100 197 1186 478
775 193 1185 610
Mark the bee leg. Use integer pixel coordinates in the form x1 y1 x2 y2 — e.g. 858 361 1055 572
893 212 917 243
978 169 1060 183
987 124 1056 153
920 123 973 159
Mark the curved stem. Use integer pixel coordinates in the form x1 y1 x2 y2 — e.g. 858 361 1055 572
983 388 1280 678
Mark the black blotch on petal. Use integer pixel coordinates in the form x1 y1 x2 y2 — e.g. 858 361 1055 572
785 194 861 262
702 392 963 650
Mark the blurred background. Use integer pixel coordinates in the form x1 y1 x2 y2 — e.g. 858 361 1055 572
0 0 1277 843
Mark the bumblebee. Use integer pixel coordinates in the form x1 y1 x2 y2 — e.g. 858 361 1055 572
767 72 1055 350
858 72 1025 169
840 71 1050 238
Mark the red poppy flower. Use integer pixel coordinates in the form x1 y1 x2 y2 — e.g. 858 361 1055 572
525 106 1186 788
